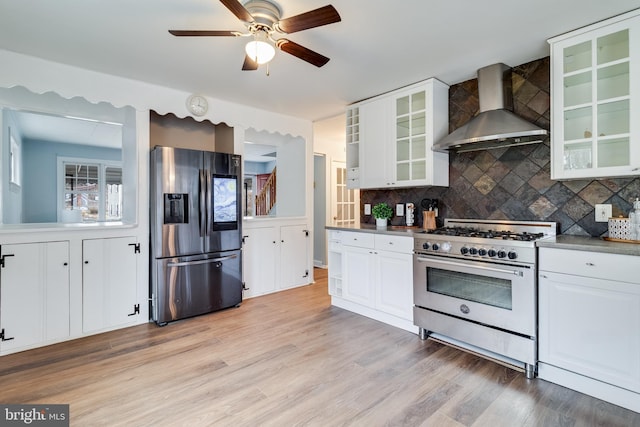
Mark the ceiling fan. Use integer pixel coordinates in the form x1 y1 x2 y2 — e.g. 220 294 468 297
169 0 341 70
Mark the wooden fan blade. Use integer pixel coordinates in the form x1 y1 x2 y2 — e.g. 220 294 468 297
242 55 259 71
276 39 330 67
169 30 239 37
275 5 341 34
219 0 254 23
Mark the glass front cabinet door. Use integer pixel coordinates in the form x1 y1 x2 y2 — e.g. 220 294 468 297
548 9 640 179
392 79 450 187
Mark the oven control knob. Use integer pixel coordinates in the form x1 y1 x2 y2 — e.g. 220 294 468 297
469 247 478 255
497 249 507 258
478 248 488 256
440 242 452 252
508 250 518 260
460 246 469 255
488 248 497 258
422 242 430 250
431 243 440 251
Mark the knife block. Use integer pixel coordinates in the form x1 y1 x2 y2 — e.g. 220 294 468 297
423 211 436 230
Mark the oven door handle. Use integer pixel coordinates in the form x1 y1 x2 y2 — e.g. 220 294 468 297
415 256 524 277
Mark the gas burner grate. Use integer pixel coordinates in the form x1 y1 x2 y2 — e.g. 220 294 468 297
427 227 545 241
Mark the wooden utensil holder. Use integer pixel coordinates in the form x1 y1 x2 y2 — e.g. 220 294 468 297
423 211 436 230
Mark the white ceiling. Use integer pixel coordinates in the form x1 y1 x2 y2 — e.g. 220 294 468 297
1 1 639 122
12 111 123 148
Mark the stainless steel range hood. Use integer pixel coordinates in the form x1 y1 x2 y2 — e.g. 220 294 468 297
433 63 548 153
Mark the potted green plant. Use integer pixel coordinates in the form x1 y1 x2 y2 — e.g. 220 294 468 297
372 202 393 228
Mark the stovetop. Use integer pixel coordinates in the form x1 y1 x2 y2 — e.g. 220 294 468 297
427 227 545 241
413 219 558 264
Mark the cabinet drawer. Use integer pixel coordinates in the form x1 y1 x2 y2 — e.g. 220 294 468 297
327 230 342 243
539 247 639 284
342 231 374 248
375 234 413 253
347 168 359 179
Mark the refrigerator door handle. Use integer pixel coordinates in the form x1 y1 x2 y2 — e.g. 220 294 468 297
206 170 213 237
167 254 238 268
199 169 206 237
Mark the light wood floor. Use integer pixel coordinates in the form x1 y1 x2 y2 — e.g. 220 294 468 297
1 268 639 426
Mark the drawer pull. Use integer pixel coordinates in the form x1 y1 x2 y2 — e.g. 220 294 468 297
586 262 595 266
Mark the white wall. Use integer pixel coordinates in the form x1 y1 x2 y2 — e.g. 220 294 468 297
313 113 346 161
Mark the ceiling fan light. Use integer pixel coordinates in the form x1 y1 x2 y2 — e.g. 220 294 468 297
245 40 275 65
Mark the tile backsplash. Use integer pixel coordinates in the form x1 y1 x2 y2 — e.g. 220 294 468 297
360 57 640 236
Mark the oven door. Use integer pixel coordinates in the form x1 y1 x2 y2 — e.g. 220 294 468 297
413 254 536 336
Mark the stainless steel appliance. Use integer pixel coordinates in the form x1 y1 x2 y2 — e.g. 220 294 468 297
150 146 243 325
432 63 548 153
413 218 556 378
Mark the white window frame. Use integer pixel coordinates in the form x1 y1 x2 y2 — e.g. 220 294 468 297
57 156 122 222
9 128 21 187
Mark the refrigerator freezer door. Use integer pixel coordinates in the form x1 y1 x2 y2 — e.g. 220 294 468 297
153 250 242 324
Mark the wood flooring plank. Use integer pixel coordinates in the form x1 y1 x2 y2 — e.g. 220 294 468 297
0 268 639 426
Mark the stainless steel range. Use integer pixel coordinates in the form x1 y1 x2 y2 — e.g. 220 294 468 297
413 218 557 378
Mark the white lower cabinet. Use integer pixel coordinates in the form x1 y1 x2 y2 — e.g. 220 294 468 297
538 247 640 412
375 248 414 320
343 244 375 306
82 237 140 333
242 226 277 298
0 241 70 354
331 230 415 333
242 223 311 298
279 224 311 290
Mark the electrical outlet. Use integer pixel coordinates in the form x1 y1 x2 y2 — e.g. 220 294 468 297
595 204 612 222
364 204 371 215
396 204 404 216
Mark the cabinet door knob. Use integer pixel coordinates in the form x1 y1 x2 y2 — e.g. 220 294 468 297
84 260 89 264
63 262 68 266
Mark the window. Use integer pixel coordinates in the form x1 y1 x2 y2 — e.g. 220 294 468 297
58 158 122 222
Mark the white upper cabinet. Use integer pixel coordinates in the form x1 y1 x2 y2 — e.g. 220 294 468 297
346 79 450 189
359 97 393 188
549 9 640 179
392 82 450 187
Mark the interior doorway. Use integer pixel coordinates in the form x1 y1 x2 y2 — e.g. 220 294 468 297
330 160 359 227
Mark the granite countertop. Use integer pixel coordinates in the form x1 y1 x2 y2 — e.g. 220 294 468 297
536 235 640 256
327 225 640 256
325 224 427 236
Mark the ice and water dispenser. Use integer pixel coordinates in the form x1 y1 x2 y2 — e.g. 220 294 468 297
164 193 188 224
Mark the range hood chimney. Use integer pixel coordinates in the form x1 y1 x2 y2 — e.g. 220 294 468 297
433 63 548 153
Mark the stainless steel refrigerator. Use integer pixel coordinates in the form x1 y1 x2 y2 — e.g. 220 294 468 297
150 146 242 325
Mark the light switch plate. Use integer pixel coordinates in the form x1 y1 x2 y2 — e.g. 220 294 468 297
595 204 612 222
364 204 371 215
396 204 404 216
